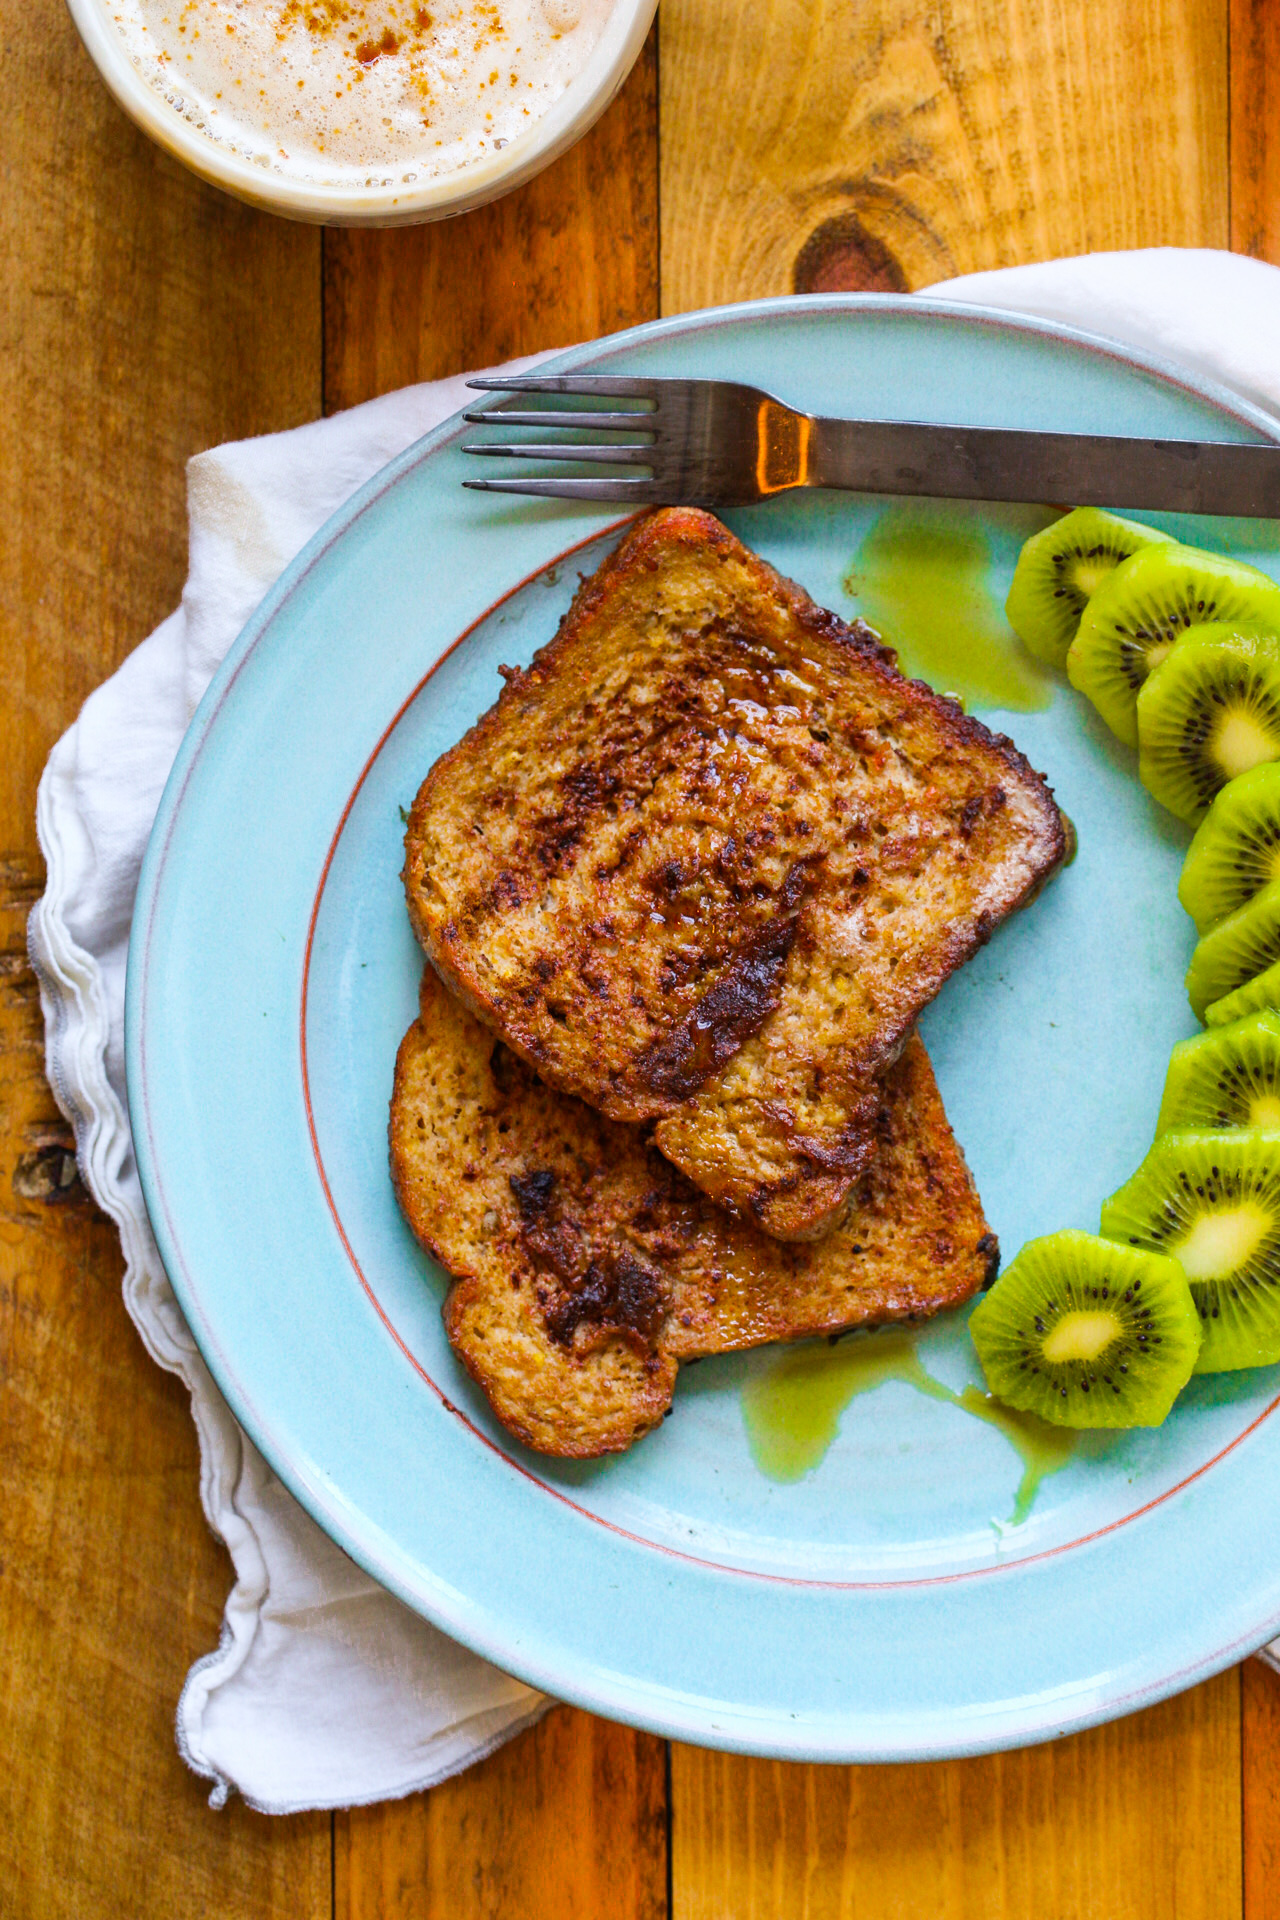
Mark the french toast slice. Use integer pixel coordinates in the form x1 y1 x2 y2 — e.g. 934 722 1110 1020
389 969 997 1459
405 507 1065 1240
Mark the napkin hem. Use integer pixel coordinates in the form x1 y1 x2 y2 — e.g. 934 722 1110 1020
182 1679 552 1816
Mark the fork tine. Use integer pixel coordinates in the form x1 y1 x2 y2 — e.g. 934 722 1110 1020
461 442 653 466
463 409 656 431
462 476 664 500
466 375 662 400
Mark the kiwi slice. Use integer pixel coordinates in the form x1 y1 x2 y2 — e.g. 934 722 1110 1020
1066 545 1280 747
1101 1131 1280 1371
1186 877 1280 1019
1156 1011 1280 1134
1005 509 1173 668
1206 959 1280 1028
969 1228 1199 1426
1136 626 1280 824
1179 763 1280 932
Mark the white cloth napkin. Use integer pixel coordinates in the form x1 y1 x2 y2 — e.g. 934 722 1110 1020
29 250 1280 1815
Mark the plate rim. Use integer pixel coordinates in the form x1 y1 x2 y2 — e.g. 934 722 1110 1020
126 292 1280 1758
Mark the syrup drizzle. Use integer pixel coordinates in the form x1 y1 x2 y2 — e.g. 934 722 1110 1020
742 1328 1077 1525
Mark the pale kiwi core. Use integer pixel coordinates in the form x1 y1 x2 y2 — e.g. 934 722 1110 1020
1212 708 1280 782
1042 1311 1121 1364
1068 558 1114 601
107 0 616 186
1174 1204 1271 1280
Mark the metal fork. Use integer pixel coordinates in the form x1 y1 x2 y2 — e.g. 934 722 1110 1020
462 373 1280 516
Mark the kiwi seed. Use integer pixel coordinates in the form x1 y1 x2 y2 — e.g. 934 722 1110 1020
1186 877 1280 1020
968 1227 1200 1426
1206 959 1280 1028
1066 545 1280 747
1137 625 1280 824
1179 762 1280 932
1155 1010 1280 1135
1005 508 1173 668
1101 1130 1280 1372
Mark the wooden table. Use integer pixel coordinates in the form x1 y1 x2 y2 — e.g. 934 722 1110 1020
5 0 1280 1912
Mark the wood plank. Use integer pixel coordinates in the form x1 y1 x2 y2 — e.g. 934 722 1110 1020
328 44 663 1920
322 29 658 410
335 1704 667 1920
672 1670 1241 1920
659 0 1229 307
1230 0 1280 262
0 1 327 1913
1244 1659 1280 1919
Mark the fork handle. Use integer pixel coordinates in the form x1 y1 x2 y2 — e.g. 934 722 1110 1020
808 417 1280 518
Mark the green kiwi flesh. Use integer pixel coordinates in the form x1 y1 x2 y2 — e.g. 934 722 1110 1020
1100 1131 1280 1372
1066 545 1280 747
1179 763 1280 932
1186 877 1280 1019
969 1228 1199 1426
1207 959 1280 1028
1136 626 1280 824
1155 1011 1280 1134
1005 509 1173 668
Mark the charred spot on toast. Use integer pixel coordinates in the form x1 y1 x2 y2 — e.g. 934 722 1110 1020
542 1249 668 1351
508 1149 686 1355
789 1108 879 1172
523 1216 586 1283
487 1040 525 1099
509 1168 556 1219
960 788 1007 837
633 866 811 1101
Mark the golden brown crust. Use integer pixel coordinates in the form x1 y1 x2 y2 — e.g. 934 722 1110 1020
405 507 1064 1239
389 969 997 1458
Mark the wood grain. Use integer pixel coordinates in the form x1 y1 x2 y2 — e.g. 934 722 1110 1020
659 0 1229 307
322 30 658 410
0 0 326 1913
1244 1659 1280 1920
1230 0 1280 263
335 1705 667 1920
671 1670 1241 1920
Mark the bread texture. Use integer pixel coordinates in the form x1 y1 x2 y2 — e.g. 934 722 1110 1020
405 507 1065 1239
389 968 997 1459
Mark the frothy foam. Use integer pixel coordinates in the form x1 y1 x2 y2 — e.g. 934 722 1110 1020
109 0 617 188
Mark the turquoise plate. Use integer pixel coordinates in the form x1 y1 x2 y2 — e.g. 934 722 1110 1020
128 296 1280 1759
